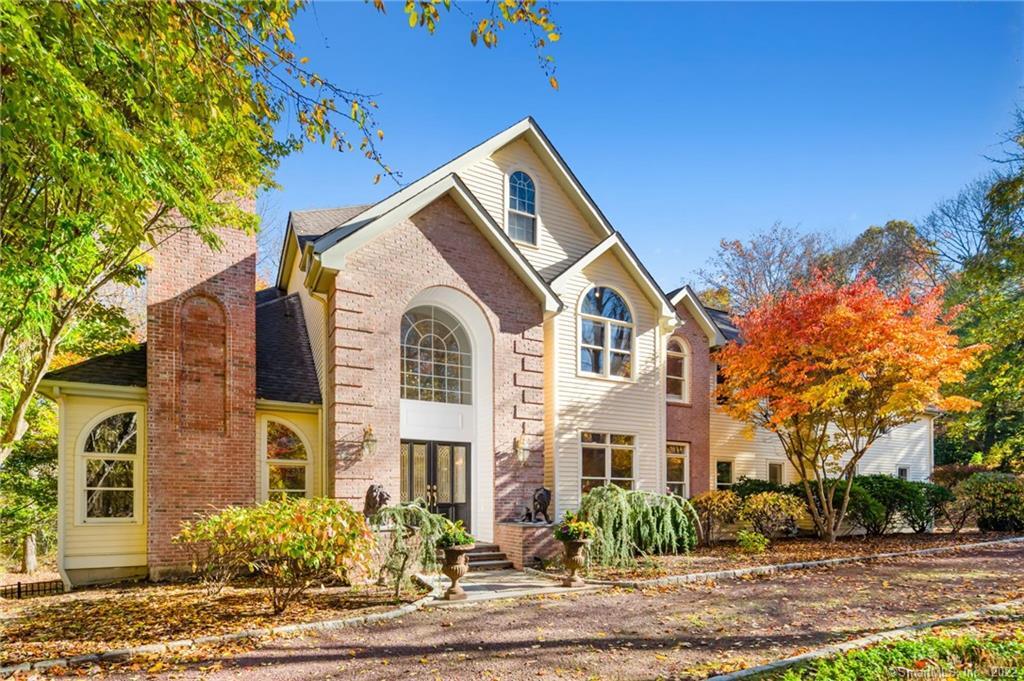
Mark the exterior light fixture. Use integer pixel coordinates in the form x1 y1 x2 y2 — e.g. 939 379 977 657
361 425 378 457
514 436 530 465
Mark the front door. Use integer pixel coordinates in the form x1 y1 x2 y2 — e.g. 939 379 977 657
400 440 471 530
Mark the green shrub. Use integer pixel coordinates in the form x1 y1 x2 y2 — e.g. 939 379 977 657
438 519 474 548
957 472 1024 532
898 481 955 533
691 489 741 545
370 499 449 596
738 491 805 538
553 512 598 541
577 485 698 567
852 475 916 536
786 479 881 539
776 630 1024 680
731 476 784 499
736 529 769 554
175 497 373 613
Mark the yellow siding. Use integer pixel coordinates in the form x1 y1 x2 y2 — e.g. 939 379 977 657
255 408 322 497
60 395 147 569
285 253 326 393
459 139 603 281
551 250 665 513
709 409 935 487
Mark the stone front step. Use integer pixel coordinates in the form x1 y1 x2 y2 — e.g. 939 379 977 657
469 559 516 571
437 542 514 571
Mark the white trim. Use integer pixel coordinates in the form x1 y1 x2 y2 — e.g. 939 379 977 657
766 459 787 485
255 398 321 413
259 414 315 502
56 395 70 590
668 285 727 347
318 174 561 315
399 286 495 543
896 465 910 482
64 553 147 570
666 336 691 404
575 285 637 383
38 381 147 400
713 456 735 490
552 234 678 323
74 405 146 527
504 166 542 248
666 441 690 498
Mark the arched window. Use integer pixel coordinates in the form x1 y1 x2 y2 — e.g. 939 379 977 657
667 338 690 402
401 306 472 404
507 171 537 244
81 410 139 521
579 286 634 379
264 419 311 500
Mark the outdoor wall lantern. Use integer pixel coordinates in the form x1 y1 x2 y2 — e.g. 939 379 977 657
361 425 378 458
514 436 530 465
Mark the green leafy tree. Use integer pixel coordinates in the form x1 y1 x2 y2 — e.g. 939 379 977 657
0 0 561 461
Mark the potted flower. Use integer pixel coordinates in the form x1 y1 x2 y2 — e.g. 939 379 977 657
438 520 475 600
553 512 598 587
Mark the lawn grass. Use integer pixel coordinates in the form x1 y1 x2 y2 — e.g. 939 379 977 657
756 617 1024 680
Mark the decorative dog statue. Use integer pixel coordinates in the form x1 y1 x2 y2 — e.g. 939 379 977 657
532 487 552 524
363 483 390 518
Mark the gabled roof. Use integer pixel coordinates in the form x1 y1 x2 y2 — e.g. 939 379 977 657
703 305 740 343
314 173 563 315
41 292 322 405
291 205 373 247
550 233 679 323
312 117 614 257
666 285 728 346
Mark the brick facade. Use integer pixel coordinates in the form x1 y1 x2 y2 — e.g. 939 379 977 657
146 221 257 576
326 195 546 532
666 304 713 498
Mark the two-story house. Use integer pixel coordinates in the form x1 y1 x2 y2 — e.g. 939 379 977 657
40 118 934 586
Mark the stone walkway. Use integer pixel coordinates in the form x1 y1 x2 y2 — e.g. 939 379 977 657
422 569 604 606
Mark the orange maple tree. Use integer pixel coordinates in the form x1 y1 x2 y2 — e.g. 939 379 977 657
716 272 984 542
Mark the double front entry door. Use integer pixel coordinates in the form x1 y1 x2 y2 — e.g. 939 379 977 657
399 440 471 530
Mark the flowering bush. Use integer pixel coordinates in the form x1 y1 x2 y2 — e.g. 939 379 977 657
553 512 598 541
175 497 372 613
691 489 741 545
736 529 770 554
738 491 805 538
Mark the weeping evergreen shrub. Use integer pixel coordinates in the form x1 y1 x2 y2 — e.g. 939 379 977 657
576 485 698 567
370 500 449 596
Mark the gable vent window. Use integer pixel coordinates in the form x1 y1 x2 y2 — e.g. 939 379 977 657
507 171 537 245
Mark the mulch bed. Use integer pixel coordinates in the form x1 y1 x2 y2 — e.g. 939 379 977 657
0 580 425 667
548 531 1020 581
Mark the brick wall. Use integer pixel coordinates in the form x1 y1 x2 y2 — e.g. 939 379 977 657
146 220 257 575
666 304 713 497
326 195 545 531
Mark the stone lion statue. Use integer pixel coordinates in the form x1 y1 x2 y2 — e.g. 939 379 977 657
363 483 390 518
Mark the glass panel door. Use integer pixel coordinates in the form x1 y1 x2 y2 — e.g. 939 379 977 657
399 440 471 531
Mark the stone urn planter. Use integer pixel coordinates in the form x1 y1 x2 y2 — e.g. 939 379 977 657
561 538 591 588
441 544 475 601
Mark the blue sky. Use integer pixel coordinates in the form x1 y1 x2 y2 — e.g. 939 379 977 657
266 1 1023 291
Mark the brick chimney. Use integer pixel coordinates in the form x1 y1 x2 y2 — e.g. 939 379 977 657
146 214 257 578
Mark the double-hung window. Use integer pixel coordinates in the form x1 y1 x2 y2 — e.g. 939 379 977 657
581 432 635 493
579 287 634 379
715 459 734 490
666 442 689 497
667 338 690 402
80 411 140 522
507 171 537 245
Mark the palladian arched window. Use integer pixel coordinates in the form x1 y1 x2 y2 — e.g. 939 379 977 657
263 419 311 500
401 306 472 404
80 410 140 521
667 338 690 402
579 286 634 379
507 171 537 244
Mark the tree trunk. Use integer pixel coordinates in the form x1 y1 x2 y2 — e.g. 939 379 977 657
21 534 37 575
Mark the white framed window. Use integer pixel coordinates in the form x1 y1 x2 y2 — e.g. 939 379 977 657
715 459 734 490
579 286 634 380
666 338 690 403
78 409 142 523
767 461 785 486
896 465 909 481
666 442 689 498
581 432 635 493
262 417 312 500
507 170 537 245
401 306 472 405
